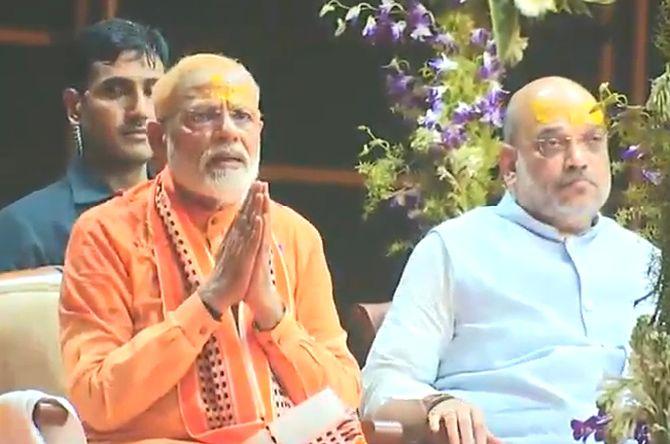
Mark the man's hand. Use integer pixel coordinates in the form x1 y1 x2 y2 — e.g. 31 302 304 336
427 398 502 444
245 183 285 330
198 181 266 313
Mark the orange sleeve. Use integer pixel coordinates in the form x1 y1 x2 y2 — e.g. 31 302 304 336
59 217 220 432
255 223 362 409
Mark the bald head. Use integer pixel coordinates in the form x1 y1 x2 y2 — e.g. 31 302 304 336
498 76 611 235
152 53 260 121
503 76 601 146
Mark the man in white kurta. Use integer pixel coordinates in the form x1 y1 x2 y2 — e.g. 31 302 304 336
362 77 657 444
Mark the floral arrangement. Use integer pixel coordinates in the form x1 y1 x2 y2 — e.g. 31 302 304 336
570 2 670 442
321 0 613 252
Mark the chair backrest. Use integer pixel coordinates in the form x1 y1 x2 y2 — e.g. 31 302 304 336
347 302 391 366
0 267 66 397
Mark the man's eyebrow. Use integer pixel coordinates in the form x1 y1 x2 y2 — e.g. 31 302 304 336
99 76 133 84
535 126 565 137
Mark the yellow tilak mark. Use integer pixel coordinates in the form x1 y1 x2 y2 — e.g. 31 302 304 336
531 98 604 126
201 73 257 109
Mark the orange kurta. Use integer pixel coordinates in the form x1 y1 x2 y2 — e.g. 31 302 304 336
59 171 362 443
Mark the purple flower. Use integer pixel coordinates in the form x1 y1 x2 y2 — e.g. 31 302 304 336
386 70 414 100
406 0 430 25
486 82 508 105
428 53 458 73
480 105 504 128
425 86 445 111
470 28 491 47
406 1 434 41
409 23 433 41
642 168 663 185
430 32 458 54
621 144 643 161
452 102 480 125
478 51 503 80
385 70 426 112
570 409 610 442
419 107 443 129
441 124 467 149
485 39 497 55
390 20 407 41
362 16 378 39
476 84 508 127
390 187 422 210
362 14 405 45
379 0 395 15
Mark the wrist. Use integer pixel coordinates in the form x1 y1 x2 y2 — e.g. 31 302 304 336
422 393 454 415
200 295 222 321
198 285 229 320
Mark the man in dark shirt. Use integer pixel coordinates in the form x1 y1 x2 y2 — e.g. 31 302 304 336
0 18 169 271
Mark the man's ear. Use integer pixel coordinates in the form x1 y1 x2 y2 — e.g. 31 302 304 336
62 88 82 125
147 120 168 170
499 142 518 188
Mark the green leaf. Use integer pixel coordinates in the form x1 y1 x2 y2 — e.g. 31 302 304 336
334 18 347 37
488 0 528 66
582 0 616 4
319 3 336 17
387 240 412 256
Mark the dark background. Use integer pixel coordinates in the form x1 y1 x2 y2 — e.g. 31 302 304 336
0 0 661 311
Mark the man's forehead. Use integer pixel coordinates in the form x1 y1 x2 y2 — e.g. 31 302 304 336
529 87 603 127
89 51 164 83
180 67 252 89
177 67 259 107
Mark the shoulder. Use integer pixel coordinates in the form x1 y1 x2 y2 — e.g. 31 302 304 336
0 179 70 228
72 180 152 246
429 205 496 242
597 216 658 254
270 200 322 243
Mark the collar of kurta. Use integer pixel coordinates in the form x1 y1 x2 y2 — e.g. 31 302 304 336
494 192 603 242
65 158 115 206
163 168 239 236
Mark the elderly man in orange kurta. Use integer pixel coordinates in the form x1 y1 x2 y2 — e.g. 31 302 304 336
59 54 363 444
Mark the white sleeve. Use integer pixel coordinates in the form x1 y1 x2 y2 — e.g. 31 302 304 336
361 231 454 416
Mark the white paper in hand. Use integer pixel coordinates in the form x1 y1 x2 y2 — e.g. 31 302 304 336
243 388 349 444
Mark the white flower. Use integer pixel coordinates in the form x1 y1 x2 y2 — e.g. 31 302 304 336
513 0 557 17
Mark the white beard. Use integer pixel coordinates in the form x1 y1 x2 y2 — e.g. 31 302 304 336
168 144 260 205
202 155 259 205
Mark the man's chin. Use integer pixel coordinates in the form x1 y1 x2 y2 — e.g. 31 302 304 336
115 143 154 164
204 178 254 205
553 199 601 220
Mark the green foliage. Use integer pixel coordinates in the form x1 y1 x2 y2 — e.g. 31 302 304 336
656 0 670 61
488 0 527 66
594 7 670 441
322 0 619 254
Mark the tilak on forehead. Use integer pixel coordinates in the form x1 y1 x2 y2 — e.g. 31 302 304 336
188 70 259 110
530 88 604 126
153 54 260 120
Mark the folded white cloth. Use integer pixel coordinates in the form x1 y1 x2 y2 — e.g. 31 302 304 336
0 390 86 444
